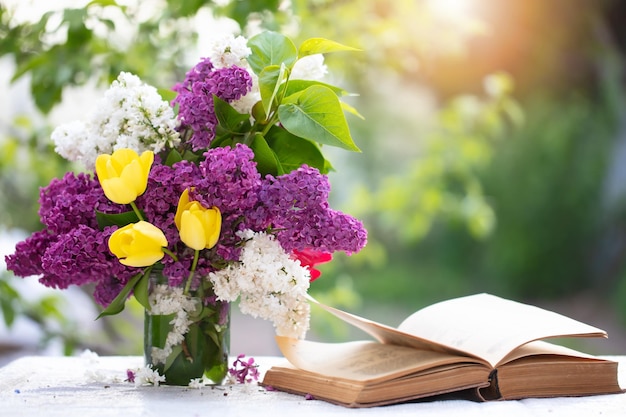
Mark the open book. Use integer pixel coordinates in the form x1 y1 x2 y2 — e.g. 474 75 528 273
261 293 624 407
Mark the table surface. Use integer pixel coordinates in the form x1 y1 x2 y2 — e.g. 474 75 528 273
1 354 625 417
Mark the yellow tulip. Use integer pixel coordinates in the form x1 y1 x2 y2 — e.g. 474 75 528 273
108 221 168 267
175 189 222 250
96 149 154 205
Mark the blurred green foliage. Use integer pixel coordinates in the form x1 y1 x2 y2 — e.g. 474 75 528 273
0 116 72 231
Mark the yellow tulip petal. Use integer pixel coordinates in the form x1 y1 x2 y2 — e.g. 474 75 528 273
203 208 221 249
133 221 168 246
175 188 191 229
121 159 147 195
95 154 111 181
107 221 167 267
139 151 155 172
121 250 165 267
113 148 139 164
101 177 138 205
108 225 130 258
180 211 207 251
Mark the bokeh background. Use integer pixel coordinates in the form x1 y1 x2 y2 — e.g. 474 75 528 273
1 0 626 362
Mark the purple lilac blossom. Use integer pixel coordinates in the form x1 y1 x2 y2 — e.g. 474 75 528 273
172 58 252 151
5 172 138 306
5 230 54 278
258 165 367 254
40 225 135 289
228 354 259 384
193 144 263 261
39 172 121 233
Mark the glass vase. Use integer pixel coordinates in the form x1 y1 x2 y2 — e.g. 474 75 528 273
143 271 230 386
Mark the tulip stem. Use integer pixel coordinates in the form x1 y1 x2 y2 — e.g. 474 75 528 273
183 250 200 295
130 201 145 221
162 247 179 262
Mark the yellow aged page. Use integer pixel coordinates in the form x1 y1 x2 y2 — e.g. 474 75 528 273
396 293 606 366
275 336 481 383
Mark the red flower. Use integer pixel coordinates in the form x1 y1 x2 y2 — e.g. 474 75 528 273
292 249 333 281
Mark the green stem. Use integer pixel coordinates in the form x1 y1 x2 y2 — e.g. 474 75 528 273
261 113 279 136
184 250 200 295
162 247 179 262
130 201 144 221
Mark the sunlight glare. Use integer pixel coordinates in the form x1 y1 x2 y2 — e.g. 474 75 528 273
426 0 476 23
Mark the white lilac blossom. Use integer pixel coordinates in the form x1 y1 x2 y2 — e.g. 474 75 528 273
209 230 311 339
52 72 180 169
147 284 197 365
133 365 166 387
202 33 260 115
291 54 328 81
205 33 252 69
188 377 208 389
81 350 126 384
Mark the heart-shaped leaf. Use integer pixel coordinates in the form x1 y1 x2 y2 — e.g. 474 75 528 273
251 133 282 176
265 126 328 174
298 38 360 57
278 85 360 152
247 31 297 75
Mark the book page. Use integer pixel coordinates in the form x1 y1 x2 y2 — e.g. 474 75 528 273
308 296 478 359
497 339 600 365
275 336 484 383
396 293 607 366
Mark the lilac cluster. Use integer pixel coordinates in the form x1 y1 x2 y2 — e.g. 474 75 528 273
258 166 367 254
5 172 137 306
6 143 367 307
172 58 252 151
39 172 120 233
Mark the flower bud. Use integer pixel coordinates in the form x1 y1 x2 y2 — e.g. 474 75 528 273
291 249 332 281
96 149 154 205
109 221 168 267
175 189 221 250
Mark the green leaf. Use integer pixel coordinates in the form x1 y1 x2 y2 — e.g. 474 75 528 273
341 101 365 120
96 271 144 319
250 133 282 176
87 0 123 7
158 87 177 103
247 31 297 75
278 85 360 152
216 0 280 28
134 272 151 310
12 53 49 83
258 64 287 117
164 149 183 166
181 150 200 163
298 37 360 57
284 79 347 97
96 210 141 229
213 95 251 133
265 126 328 174
163 344 183 373
0 299 15 328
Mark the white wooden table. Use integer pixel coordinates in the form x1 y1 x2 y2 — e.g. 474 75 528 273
1 355 625 417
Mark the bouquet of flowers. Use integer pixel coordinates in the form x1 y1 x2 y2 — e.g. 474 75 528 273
5 31 367 385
